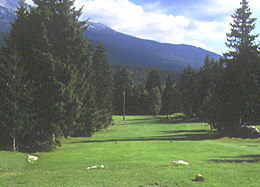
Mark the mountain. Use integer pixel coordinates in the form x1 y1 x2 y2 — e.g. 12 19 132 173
0 0 18 10
0 5 16 33
86 22 222 71
0 1 222 72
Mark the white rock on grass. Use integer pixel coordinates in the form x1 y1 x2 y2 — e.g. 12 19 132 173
172 160 189 165
87 165 105 169
28 155 38 163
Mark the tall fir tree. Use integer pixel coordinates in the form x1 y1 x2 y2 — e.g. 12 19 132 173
0 0 101 151
208 0 260 132
160 74 175 117
0 45 36 151
148 87 162 116
178 65 198 117
145 68 161 93
113 64 133 115
2 0 62 152
92 42 113 130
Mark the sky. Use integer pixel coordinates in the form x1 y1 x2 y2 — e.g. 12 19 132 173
26 0 260 54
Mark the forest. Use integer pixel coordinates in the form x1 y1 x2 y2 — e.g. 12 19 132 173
0 0 259 152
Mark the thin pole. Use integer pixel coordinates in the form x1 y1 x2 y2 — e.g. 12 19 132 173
123 90 125 121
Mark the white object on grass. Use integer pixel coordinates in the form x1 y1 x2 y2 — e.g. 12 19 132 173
172 160 189 165
28 155 38 163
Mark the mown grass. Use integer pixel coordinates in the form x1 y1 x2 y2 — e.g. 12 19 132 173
1 114 260 186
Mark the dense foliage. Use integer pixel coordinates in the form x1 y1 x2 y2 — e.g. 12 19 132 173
177 0 260 134
0 0 113 152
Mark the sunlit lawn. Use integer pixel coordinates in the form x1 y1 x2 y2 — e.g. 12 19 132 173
1 114 260 186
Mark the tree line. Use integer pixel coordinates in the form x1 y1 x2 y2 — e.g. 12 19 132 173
177 0 260 134
114 0 260 136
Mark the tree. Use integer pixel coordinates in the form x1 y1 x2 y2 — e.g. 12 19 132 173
1 0 62 152
145 68 161 93
208 0 260 132
160 74 175 117
0 45 35 151
92 42 113 130
224 0 259 64
113 64 133 115
148 87 162 116
0 0 100 151
178 65 198 117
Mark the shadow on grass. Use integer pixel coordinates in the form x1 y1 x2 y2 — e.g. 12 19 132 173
210 155 260 163
155 117 206 124
69 130 223 144
120 116 206 125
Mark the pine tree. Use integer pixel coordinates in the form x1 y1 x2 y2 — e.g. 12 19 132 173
145 68 161 93
0 0 62 152
92 42 113 130
0 43 36 151
0 0 98 151
113 64 133 115
160 74 175 117
224 0 259 65
149 87 162 116
208 0 260 132
225 0 260 125
178 65 198 117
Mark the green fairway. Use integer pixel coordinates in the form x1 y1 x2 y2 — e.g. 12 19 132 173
1 115 260 186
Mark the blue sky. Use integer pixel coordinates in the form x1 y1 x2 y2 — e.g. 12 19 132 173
26 0 260 54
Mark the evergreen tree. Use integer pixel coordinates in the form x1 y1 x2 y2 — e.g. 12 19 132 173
1 0 62 152
113 64 133 115
208 0 260 132
178 65 198 117
0 0 99 151
130 85 150 115
92 42 113 130
145 68 161 93
148 87 162 116
160 74 175 117
0 45 36 151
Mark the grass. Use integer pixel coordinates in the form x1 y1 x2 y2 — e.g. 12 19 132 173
1 114 260 186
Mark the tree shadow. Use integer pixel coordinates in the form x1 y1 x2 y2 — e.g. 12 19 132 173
209 155 260 163
119 116 206 126
155 117 205 124
68 129 223 144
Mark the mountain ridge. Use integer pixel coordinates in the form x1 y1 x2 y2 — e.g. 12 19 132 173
0 2 222 72
86 22 222 71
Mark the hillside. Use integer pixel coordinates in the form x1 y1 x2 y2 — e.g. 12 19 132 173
86 22 222 71
0 2 222 72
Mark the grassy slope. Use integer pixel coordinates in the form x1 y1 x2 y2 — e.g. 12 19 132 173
1 115 260 186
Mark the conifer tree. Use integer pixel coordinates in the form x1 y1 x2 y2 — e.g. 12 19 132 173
92 42 113 130
0 0 98 151
145 68 161 93
0 45 36 151
113 64 133 115
160 74 175 117
178 65 198 117
148 87 162 116
208 0 260 132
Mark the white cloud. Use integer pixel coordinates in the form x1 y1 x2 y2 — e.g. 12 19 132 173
25 0 260 53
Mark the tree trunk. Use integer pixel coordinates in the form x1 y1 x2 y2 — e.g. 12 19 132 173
13 127 16 152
